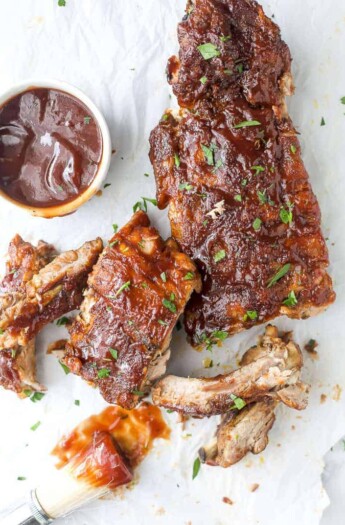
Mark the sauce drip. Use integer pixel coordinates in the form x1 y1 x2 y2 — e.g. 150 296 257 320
52 402 170 480
0 87 102 208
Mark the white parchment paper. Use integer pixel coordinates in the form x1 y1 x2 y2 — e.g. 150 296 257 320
0 1 344 524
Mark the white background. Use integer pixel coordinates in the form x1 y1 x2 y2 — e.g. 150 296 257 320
0 1 344 524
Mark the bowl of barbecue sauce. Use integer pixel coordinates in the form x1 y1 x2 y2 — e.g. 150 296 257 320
0 80 111 217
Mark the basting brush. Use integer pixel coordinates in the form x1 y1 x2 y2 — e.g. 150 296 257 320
0 431 132 525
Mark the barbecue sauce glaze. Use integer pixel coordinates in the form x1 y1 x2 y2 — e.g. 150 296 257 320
0 88 102 207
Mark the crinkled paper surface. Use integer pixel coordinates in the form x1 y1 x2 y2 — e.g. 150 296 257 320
0 1 344 524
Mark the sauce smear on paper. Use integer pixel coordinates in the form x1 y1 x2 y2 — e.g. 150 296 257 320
0 87 102 208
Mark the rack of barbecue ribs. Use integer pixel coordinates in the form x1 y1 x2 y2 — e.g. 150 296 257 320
153 325 309 467
61 211 201 409
0 235 57 394
149 0 336 346
0 237 103 394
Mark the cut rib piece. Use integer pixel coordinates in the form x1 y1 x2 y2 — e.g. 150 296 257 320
149 0 335 346
152 325 309 417
0 238 103 351
0 235 57 394
62 211 201 408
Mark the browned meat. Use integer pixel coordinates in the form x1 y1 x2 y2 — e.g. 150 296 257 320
152 325 309 416
62 211 201 408
0 238 103 351
0 235 57 394
149 0 335 346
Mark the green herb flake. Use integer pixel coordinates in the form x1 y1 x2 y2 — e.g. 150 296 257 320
340 97 345 105
197 43 220 60
174 153 181 168
201 144 215 166
241 179 248 187
280 205 293 224
112 224 118 233
290 144 297 155
267 263 291 288
144 173 150 177
229 394 246 411
236 63 244 74
282 290 298 307
160 272 167 282
243 310 258 321
220 35 231 42
17 476 26 481
74 399 80 406
58 0 66 6
257 190 267 205
162 298 177 314
84 116 91 125
251 165 265 176
132 390 145 396
234 120 261 129
30 421 41 431
108 280 131 299
104 183 111 189
166 409 174 414
161 114 169 122
253 218 262 231
30 392 45 403
192 457 201 480
158 319 169 326
109 240 119 248
97 368 111 379
109 348 118 360
320 117 326 126
183 272 195 281
56 316 69 326
200 76 208 85
224 69 232 75
214 249 226 263
179 182 194 191
59 361 70 375
234 194 242 202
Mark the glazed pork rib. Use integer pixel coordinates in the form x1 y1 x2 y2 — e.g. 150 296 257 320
149 0 335 346
0 238 103 351
0 235 57 394
62 211 201 408
152 325 309 417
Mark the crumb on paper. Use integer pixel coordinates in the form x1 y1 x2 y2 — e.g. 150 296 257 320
291 425 295 430
222 497 234 505
177 413 189 428
332 384 342 401
250 483 260 493
304 339 319 359
244 459 253 468
276 443 281 447
320 393 327 404
153 506 166 516
96 190 103 197
259 456 265 464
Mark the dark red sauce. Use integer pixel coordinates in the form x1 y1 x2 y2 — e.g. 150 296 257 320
0 87 102 208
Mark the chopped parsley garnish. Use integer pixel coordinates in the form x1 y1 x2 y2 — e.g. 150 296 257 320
290 144 297 155
98 368 111 379
144 173 150 177
234 194 242 202
183 272 195 280
11 349 16 359
133 197 157 213
253 218 262 231
58 0 66 6
257 190 267 204
341 97 345 105
201 144 215 166
30 421 41 431
243 310 258 321
267 263 291 288
112 224 118 233
241 179 248 187
104 183 111 189
108 280 131 299
283 290 298 307
251 165 265 175
161 114 169 121
74 399 80 406
162 298 177 313
236 63 244 73
109 348 118 360
84 116 91 124
174 153 181 168
56 316 69 326
197 43 220 60
158 319 169 326
160 272 167 282
132 390 145 396
17 476 26 481
179 182 194 191
320 117 326 126
59 361 70 375
109 240 119 248
199 330 228 351
0 328 4 335
220 35 231 42
280 203 293 224
29 392 45 403
234 120 261 129
224 69 232 75
192 457 201 480
229 394 246 411
166 409 174 414
200 76 208 85
214 249 226 262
